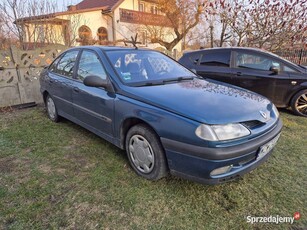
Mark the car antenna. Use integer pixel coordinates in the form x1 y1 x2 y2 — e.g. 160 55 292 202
123 33 141 49
131 34 138 49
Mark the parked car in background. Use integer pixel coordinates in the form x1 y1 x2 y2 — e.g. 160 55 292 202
178 47 307 117
40 46 282 184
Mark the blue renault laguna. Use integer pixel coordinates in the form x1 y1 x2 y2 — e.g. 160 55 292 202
40 46 282 184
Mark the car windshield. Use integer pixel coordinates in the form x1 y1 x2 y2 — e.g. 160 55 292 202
105 50 196 86
266 50 305 70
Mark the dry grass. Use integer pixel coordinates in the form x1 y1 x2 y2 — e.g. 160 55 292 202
0 107 306 229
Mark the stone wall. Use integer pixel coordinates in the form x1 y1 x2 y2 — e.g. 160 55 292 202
0 45 68 107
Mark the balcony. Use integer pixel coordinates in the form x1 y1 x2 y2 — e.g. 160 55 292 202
119 8 172 27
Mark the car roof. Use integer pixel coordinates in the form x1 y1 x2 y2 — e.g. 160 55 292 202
68 45 151 52
181 47 305 71
182 47 280 57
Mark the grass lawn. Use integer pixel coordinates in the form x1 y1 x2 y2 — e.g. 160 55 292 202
0 106 306 229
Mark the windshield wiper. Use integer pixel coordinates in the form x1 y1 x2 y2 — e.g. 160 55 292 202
162 76 194 83
135 81 164 87
134 76 194 87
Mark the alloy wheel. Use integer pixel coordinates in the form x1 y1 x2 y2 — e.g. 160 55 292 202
295 93 307 116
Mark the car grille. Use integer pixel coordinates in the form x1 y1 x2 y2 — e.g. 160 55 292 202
241 120 264 129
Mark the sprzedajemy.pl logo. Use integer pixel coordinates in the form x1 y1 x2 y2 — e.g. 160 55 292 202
247 212 301 225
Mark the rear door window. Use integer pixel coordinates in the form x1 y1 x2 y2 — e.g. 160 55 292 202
200 51 231 67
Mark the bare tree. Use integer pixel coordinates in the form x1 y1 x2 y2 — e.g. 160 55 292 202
64 13 86 47
145 0 207 51
0 0 28 46
209 0 307 50
244 0 307 51
0 0 85 49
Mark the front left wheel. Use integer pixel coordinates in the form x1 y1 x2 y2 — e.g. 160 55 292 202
125 124 168 181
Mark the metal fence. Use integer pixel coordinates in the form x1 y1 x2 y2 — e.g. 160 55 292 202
274 49 307 65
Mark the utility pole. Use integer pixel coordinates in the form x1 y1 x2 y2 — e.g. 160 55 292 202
210 24 214 48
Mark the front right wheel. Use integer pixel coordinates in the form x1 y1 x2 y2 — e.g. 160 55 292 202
125 124 168 181
291 89 307 117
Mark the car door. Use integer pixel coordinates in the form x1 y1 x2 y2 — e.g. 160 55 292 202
231 50 290 106
47 50 79 118
196 50 233 84
283 64 307 106
72 49 115 139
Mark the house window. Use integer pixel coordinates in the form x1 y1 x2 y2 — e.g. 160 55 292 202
151 6 158 14
78 25 92 45
139 3 144 12
97 27 108 41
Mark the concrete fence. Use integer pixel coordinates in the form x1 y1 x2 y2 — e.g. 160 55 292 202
0 45 68 107
0 45 183 108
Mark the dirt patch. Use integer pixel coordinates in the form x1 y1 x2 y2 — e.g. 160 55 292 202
0 156 33 186
0 156 17 173
38 164 52 174
0 106 14 113
65 153 88 168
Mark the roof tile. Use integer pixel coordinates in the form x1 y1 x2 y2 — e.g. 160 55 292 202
76 0 121 11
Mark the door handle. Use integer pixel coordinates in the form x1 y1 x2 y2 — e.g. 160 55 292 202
49 79 54 83
236 72 242 76
73 87 80 92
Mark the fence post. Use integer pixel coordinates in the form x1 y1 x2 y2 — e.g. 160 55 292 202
299 49 303 65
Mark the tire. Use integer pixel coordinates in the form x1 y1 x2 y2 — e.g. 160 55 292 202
125 124 168 181
46 95 60 122
290 89 307 117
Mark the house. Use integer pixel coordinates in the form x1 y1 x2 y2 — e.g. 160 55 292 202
16 0 182 51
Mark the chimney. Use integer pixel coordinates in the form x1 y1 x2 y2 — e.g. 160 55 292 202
67 5 77 11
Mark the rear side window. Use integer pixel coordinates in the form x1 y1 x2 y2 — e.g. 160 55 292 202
49 57 60 72
52 50 79 78
200 51 230 67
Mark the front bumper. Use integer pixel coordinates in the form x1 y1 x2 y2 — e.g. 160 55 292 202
161 118 283 184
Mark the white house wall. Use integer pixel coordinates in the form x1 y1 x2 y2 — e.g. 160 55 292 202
56 11 113 45
114 0 182 51
24 23 65 44
23 0 182 51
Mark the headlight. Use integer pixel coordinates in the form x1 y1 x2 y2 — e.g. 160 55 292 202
272 104 279 118
195 123 251 141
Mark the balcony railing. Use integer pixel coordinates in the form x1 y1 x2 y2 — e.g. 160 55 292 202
119 8 172 27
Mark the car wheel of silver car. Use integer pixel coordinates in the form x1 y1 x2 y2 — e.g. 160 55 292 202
126 124 168 180
291 89 307 117
46 95 60 122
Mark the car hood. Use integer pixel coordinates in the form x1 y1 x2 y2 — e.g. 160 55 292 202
121 78 274 124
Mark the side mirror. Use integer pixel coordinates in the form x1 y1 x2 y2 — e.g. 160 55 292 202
0 66 4 71
83 75 113 92
270 66 279 74
190 68 197 74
